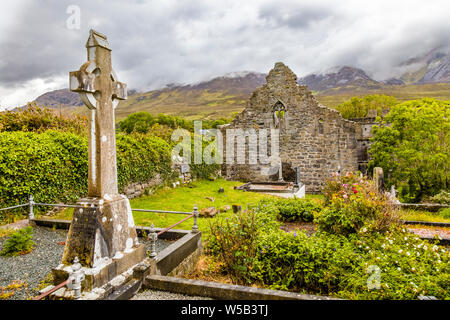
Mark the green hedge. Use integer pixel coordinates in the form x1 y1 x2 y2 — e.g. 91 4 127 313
0 130 172 221
258 198 322 223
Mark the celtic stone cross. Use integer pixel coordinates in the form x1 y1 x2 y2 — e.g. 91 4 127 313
69 29 127 197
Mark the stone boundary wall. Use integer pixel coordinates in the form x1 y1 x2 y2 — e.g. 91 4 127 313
121 173 163 199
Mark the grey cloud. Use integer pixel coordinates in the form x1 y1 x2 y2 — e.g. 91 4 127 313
1 0 450 105
258 3 334 29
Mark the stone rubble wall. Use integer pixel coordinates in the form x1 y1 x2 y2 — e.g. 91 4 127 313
121 173 163 199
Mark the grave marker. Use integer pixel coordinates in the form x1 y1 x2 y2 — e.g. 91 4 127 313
54 30 145 292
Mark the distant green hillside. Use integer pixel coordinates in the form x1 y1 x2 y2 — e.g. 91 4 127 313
315 83 450 108
24 74 450 122
115 88 247 121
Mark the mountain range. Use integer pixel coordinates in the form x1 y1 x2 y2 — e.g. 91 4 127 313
14 49 450 120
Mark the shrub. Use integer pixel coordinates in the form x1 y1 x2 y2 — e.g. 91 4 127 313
252 227 449 299
0 131 172 222
206 208 280 284
428 190 450 205
317 172 399 235
0 103 87 135
206 187 448 299
368 98 450 202
0 226 35 256
116 133 173 191
438 208 450 219
335 94 398 119
118 111 194 134
257 198 321 222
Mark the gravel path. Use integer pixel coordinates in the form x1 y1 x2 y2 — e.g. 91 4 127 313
0 226 67 300
0 226 173 300
131 289 212 300
407 227 450 240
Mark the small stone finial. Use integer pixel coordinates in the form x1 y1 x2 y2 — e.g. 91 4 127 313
72 257 81 271
192 205 199 233
148 224 158 258
28 195 34 220
68 256 85 300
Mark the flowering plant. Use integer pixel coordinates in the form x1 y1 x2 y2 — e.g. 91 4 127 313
317 172 399 235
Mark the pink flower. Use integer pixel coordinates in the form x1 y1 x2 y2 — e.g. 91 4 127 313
343 194 348 199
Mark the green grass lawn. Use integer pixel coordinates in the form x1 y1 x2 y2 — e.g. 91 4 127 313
399 208 450 223
47 179 278 239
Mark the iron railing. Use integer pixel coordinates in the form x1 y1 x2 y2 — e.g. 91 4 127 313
0 195 200 300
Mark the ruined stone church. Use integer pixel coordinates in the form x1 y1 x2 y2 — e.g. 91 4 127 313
221 62 373 193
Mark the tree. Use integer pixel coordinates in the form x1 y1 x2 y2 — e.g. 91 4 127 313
368 98 450 202
336 94 398 119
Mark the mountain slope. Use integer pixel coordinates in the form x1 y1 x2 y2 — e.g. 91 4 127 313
298 66 382 91
400 49 450 84
13 64 450 121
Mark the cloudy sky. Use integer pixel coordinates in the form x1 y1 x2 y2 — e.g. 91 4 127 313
1 0 449 109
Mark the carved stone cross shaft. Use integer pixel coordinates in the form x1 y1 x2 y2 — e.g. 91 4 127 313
69 29 127 197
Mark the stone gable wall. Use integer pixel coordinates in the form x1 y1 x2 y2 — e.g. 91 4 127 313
221 62 360 193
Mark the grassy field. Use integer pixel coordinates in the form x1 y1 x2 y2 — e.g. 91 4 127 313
43 179 448 241
47 179 275 239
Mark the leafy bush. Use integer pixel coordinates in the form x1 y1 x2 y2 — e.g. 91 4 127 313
206 208 280 284
0 131 172 222
116 132 173 191
0 103 87 135
428 190 450 205
368 98 450 202
335 94 398 119
317 172 398 235
257 198 321 222
206 185 448 299
252 227 449 299
438 208 450 219
0 226 35 256
119 111 194 134
119 111 232 135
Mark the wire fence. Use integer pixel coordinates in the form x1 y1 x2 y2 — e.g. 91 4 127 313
1 195 200 300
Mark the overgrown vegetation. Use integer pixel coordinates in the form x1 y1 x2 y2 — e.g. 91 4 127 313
0 226 35 257
0 106 175 223
0 103 87 135
206 173 449 299
257 198 321 223
0 130 172 223
118 111 231 135
318 172 399 235
335 94 398 119
368 98 449 202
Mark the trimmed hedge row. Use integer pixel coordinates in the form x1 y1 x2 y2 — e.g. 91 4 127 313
0 130 172 221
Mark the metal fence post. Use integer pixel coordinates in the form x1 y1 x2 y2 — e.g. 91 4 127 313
192 204 199 233
148 224 158 258
28 195 34 220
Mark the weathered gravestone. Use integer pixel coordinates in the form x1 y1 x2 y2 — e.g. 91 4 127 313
373 167 384 192
53 30 145 291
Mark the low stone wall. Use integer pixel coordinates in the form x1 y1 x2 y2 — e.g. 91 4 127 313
144 275 340 300
122 174 163 199
397 203 450 212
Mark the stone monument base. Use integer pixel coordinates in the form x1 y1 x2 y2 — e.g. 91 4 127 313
53 243 146 292
53 194 146 293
